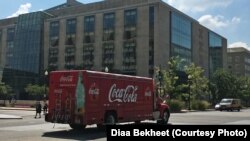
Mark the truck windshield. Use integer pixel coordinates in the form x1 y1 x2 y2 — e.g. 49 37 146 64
220 99 232 103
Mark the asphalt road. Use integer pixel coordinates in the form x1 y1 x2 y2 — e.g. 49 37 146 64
0 109 249 141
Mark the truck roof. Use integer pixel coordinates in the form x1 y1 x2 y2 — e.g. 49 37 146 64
50 70 153 80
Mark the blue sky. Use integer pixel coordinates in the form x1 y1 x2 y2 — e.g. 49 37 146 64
0 0 249 48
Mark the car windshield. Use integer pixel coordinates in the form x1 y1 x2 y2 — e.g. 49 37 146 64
220 99 232 103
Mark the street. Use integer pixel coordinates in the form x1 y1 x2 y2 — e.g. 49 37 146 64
0 109 249 141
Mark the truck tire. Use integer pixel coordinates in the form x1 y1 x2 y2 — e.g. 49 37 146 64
105 113 116 125
157 110 169 125
162 110 170 124
69 124 86 130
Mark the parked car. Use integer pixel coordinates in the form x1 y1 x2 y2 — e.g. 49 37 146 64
215 98 241 111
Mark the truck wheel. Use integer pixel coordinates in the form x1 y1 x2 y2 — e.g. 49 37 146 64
69 124 86 130
105 113 116 125
97 124 104 130
161 110 169 125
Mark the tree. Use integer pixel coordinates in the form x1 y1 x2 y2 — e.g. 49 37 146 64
156 56 185 99
184 63 209 100
0 83 13 106
210 69 240 104
25 84 48 100
238 77 250 107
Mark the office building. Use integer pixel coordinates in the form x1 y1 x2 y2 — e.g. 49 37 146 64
0 0 227 99
228 47 250 76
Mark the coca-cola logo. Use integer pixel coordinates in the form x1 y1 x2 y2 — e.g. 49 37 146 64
60 76 73 83
108 84 138 103
89 83 99 95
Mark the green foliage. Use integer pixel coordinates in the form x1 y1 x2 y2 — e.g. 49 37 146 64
25 84 48 100
156 56 185 99
0 83 13 106
191 100 210 111
168 99 184 112
210 69 245 104
184 63 209 100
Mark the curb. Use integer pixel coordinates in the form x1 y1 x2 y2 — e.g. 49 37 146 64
0 114 23 119
0 107 35 111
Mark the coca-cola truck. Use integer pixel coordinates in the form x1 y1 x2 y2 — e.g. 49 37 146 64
45 70 170 129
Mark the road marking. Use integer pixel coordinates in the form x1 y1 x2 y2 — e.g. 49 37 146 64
224 120 250 125
0 123 70 131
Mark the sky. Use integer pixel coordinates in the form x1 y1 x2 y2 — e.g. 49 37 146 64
0 0 249 48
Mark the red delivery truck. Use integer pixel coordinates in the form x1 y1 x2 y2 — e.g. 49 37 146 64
45 70 170 129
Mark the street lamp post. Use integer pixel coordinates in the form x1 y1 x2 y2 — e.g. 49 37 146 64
188 75 192 110
44 70 48 101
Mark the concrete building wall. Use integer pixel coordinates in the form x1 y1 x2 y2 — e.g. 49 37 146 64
94 13 103 71
59 19 66 69
192 23 209 77
75 16 84 67
155 3 170 69
114 9 124 72
136 5 149 76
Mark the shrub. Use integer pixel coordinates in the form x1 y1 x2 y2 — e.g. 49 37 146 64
168 99 184 112
191 100 210 111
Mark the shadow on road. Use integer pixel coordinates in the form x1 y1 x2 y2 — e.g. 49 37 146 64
42 127 106 141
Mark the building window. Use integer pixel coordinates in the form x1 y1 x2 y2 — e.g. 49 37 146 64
209 32 223 76
50 21 59 47
50 21 59 37
66 19 76 34
123 41 136 75
149 6 154 77
83 45 94 70
124 9 137 40
65 19 76 45
65 47 75 70
235 56 240 63
84 16 95 43
228 56 232 63
48 48 59 70
103 13 115 41
7 28 15 42
102 43 114 70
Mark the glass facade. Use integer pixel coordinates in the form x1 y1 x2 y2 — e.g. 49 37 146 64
209 32 223 76
12 13 44 73
2 12 50 99
0 30 2 82
171 12 192 70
